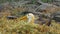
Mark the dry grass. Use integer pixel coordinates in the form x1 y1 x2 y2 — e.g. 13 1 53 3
0 17 60 34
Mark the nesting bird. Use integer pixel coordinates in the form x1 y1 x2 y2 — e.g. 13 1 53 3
7 13 35 24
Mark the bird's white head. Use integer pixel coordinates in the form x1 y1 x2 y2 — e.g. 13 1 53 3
26 13 35 23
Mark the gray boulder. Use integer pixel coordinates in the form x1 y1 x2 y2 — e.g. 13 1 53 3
52 11 60 22
7 16 17 19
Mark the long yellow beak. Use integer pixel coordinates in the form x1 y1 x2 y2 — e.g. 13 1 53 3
19 16 27 21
